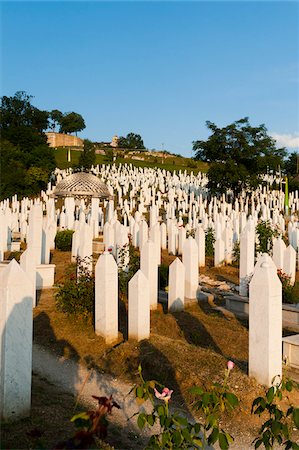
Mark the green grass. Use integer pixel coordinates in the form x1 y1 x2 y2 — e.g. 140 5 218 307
53 147 209 174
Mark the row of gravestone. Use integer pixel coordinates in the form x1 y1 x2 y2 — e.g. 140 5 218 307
0 249 284 421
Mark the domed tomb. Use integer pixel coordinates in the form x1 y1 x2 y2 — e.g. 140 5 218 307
53 172 112 199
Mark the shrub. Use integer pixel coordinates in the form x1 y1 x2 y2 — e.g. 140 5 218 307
251 375 299 449
232 240 240 264
159 263 169 290
118 241 140 300
277 269 299 304
255 220 279 255
55 257 94 321
55 230 74 251
205 227 215 257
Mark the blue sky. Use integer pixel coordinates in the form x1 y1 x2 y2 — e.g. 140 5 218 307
1 1 298 156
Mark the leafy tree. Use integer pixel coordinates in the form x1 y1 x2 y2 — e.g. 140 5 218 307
50 109 63 131
0 91 48 150
59 111 85 135
193 118 286 195
0 91 55 199
284 151 298 176
118 132 145 149
78 139 96 169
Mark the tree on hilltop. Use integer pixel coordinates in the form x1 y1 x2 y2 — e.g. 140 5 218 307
59 112 85 135
193 117 286 195
118 132 145 149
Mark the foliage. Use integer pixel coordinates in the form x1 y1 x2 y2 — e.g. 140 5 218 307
133 365 203 449
0 91 49 149
159 263 169 290
133 362 238 449
55 257 94 321
55 230 75 251
50 109 63 132
55 395 120 449
251 375 299 450
78 139 96 169
284 152 298 177
59 111 86 135
205 227 215 257
191 361 239 449
0 92 55 199
255 220 279 255
193 118 286 195
118 133 145 149
277 270 299 304
232 240 240 264
118 240 140 299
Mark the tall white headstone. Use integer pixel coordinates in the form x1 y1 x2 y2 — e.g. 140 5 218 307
0 260 33 420
128 270 150 341
249 254 282 387
140 240 158 310
182 237 199 300
95 252 118 344
168 258 185 312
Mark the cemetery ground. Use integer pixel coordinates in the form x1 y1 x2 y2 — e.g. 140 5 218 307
1 249 299 449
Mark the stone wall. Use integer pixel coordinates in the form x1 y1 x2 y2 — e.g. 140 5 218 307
46 132 83 148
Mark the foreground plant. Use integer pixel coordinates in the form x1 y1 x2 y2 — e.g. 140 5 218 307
55 395 120 449
132 365 202 449
251 375 299 449
133 362 238 449
190 360 239 449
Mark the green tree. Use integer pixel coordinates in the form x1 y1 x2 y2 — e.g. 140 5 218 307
193 118 286 195
118 132 145 149
50 109 63 132
78 139 96 169
59 112 85 135
0 91 49 150
0 92 55 199
284 151 298 176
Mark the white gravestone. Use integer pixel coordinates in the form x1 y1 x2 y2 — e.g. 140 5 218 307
249 254 282 387
95 252 118 344
140 240 158 310
0 260 33 420
182 237 199 300
168 258 185 312
128 270 150 341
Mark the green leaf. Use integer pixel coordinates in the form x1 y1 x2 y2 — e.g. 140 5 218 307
172 430 182 446
70 412 90 422
266 387 275 403
225 393 239 408
190 386 204 396
218 432 229 450
286 380 293 392
147 414 155 426
174 415 188 426
208 427 219 444
136 386 144 398
293 408 299 428
254 439 263 449
137 414 146 430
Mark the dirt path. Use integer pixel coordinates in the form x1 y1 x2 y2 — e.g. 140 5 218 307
32 343 287 450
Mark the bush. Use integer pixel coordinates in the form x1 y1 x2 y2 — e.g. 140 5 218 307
277 269 299 304
205 228 215 257
159 263 169 290
232 240 240 264
255 220 279 255
118 241 140 300
55 230 75 251
55 257 94 321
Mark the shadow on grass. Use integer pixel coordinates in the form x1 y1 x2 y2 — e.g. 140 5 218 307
138 340 194 418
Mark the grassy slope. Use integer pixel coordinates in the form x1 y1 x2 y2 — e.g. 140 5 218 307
53 147 208 173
